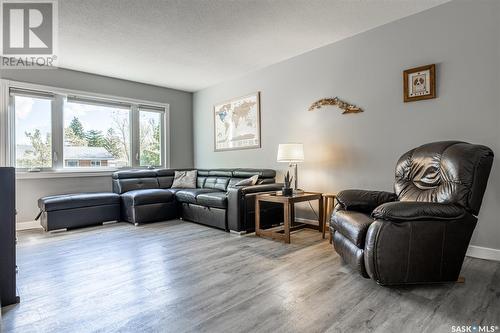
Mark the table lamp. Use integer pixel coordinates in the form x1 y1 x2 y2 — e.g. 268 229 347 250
277 143 304 192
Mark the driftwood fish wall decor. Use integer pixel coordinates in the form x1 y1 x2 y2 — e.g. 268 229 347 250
308 97 363 114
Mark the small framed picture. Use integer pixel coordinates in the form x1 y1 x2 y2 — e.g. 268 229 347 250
403 64 436 102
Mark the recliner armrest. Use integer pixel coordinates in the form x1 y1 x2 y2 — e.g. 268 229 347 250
371 201 466 222
336 189 396 213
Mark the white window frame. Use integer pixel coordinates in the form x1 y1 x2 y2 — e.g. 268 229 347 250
0 80 170 178
138 105 167 168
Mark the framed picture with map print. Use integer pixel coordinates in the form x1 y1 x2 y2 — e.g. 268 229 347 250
214 92 261 151
403 64 436 102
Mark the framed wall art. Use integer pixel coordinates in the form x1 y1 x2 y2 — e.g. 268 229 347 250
403 64 436 102
214 92 261 152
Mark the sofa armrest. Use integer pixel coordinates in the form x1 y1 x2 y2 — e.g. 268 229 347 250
237 183 284 195
371 201 465 222
336 189 396 213
227 183 283 232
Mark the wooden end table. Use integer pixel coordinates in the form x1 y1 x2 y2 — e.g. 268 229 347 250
322 193 337 244
255 192 323 244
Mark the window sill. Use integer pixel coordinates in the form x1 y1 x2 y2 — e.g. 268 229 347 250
16 169 117 180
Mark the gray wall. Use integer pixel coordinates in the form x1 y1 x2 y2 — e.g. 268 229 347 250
193 1 500 250
0 68 193 222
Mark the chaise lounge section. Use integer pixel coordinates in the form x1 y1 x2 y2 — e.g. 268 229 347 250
37 193 121 232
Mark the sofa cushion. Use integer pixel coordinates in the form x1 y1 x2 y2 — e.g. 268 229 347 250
235 175 259 186
196 192 228 209
112 170 157 179
198 169 233 177
165 188 183 195
331 210 374 248
204 177 230 191
197 177 207 188
158 176 174 189
232 169 276 178
121 189 174 206
38 193 120 212
175 189 219 204
115 177 159 194
172 170 197 188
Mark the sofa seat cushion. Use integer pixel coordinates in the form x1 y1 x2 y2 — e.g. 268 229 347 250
331 210 374 248
121 189 174 206
196 192 228 209
38 193 120 212
165 188 183 195
175 189 220 204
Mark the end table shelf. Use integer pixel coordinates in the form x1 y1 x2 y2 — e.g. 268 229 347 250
255 192 323 244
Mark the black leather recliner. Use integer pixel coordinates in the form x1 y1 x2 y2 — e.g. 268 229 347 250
331 141 494 285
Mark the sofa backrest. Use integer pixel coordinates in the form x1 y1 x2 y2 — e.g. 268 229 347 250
112 168 276 194
112 170 159 194
197 169 233 191
156 169 176 189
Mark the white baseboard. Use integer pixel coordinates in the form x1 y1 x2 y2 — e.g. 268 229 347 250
16 220 42 231
466 245 500 262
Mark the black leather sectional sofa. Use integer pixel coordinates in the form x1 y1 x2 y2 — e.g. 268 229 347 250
38 168 283 233
113 168 283 232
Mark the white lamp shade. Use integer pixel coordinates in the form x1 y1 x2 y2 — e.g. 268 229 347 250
277 143 304 162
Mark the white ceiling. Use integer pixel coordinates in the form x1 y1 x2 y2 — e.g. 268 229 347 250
58 0 449 92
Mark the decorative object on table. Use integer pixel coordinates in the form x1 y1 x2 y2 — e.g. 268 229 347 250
214 92 261 151
308 97 363 114
281 171 293 196
403 64 436 102
277 143 304 193
255 192 324 244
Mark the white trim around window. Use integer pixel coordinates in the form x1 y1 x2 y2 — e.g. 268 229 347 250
0 79 170 178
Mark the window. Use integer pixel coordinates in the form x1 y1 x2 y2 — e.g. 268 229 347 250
139 107 163 167
13 93 53 169
64 98 130 168
8 84 168 171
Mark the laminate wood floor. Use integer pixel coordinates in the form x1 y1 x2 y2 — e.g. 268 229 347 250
1 220 499 333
